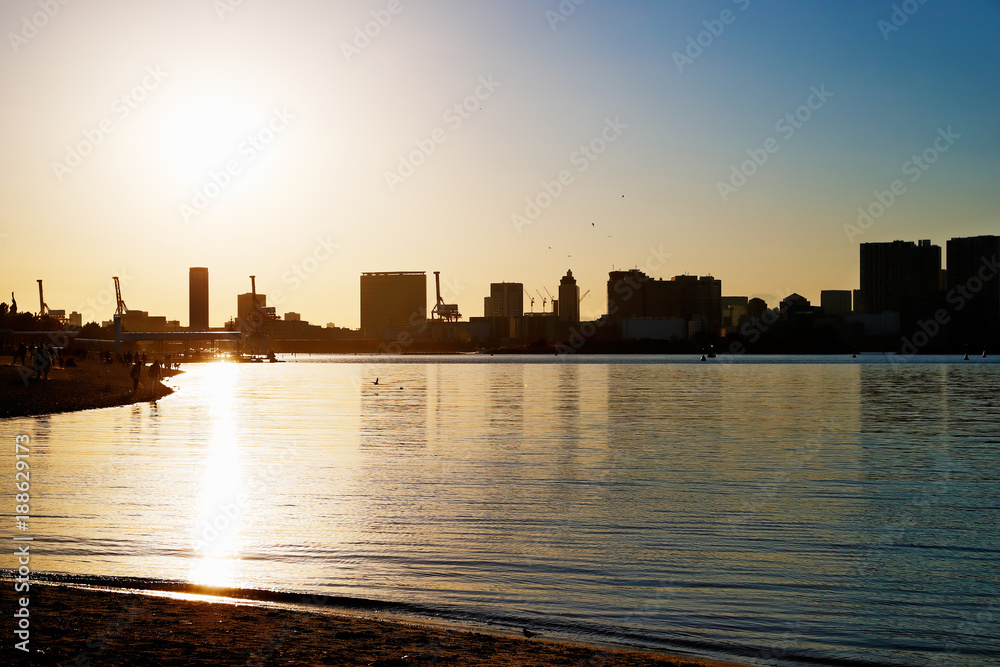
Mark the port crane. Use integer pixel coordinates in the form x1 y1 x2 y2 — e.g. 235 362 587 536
244 275 277 355
36 279 48 317
113 276 128 316
431 271 461 322
536 290 547 313
523 287 535 313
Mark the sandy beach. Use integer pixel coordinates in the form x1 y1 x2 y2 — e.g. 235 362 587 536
0 358 179 418
3 582 749 667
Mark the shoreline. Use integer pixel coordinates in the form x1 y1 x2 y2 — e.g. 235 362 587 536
0 358 180 419
4 580 752 667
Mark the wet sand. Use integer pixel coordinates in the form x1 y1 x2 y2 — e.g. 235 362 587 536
4 583 749 667
0 358 179 418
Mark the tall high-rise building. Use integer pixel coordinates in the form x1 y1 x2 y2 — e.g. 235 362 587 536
946 235 1000 346
360 272 426 337
558 270 579 323
189 267 209 330
859 240 941 331
487 283 523 318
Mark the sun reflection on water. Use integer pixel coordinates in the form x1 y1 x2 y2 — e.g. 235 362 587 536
189 363 244 588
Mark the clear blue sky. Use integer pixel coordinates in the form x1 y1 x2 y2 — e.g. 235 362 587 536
1 0 997 327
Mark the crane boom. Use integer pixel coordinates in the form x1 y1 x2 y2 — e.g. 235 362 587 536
523 287 535 313
37 279 47 316
536 290 546 313
113 276 128 316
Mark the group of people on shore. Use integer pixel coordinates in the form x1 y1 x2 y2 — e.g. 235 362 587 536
8 343 178 398
7 341 80 379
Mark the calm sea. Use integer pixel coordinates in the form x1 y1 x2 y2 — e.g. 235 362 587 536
2 355 999 666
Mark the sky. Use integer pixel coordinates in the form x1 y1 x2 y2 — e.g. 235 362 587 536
1 0 998 328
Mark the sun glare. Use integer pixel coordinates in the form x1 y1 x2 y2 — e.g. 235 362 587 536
162 97 259 182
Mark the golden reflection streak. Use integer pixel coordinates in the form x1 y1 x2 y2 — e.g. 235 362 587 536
189 363 244 588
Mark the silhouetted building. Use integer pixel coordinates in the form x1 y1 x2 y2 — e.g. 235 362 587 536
189 267 209 331
946 235 1000 347
852 289 865 315
120 310 181 332
558 270 579 323
487 283 523 318
821 290 853 318
859 240 941 334
606 270 721 339
284 312 301 322
721 297 748 328
360 272 426 338
747 297 768 320
68 311 83 327
607 270 648 319
237 292 266 323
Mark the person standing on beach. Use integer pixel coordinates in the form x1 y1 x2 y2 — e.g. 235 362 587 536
130 360 142 393
10 342 27 366
148 360 162 397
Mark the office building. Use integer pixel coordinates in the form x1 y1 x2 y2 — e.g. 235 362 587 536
821 290 853 318
721 297 748 328
360 272 426 337
859 240 941 316
946 235 1000 346
606 270 722 338
558 270 579 323
189 267 209 331
487 283 523 318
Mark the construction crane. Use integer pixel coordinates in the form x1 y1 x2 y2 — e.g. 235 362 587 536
523 287 535 313
431 271 461 322
36 279 48 317
543 286 556 314
579 289 591 304
113 276 128 316
536 290 547 313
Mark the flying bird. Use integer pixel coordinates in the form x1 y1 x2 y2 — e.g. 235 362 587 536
373 378 379 385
